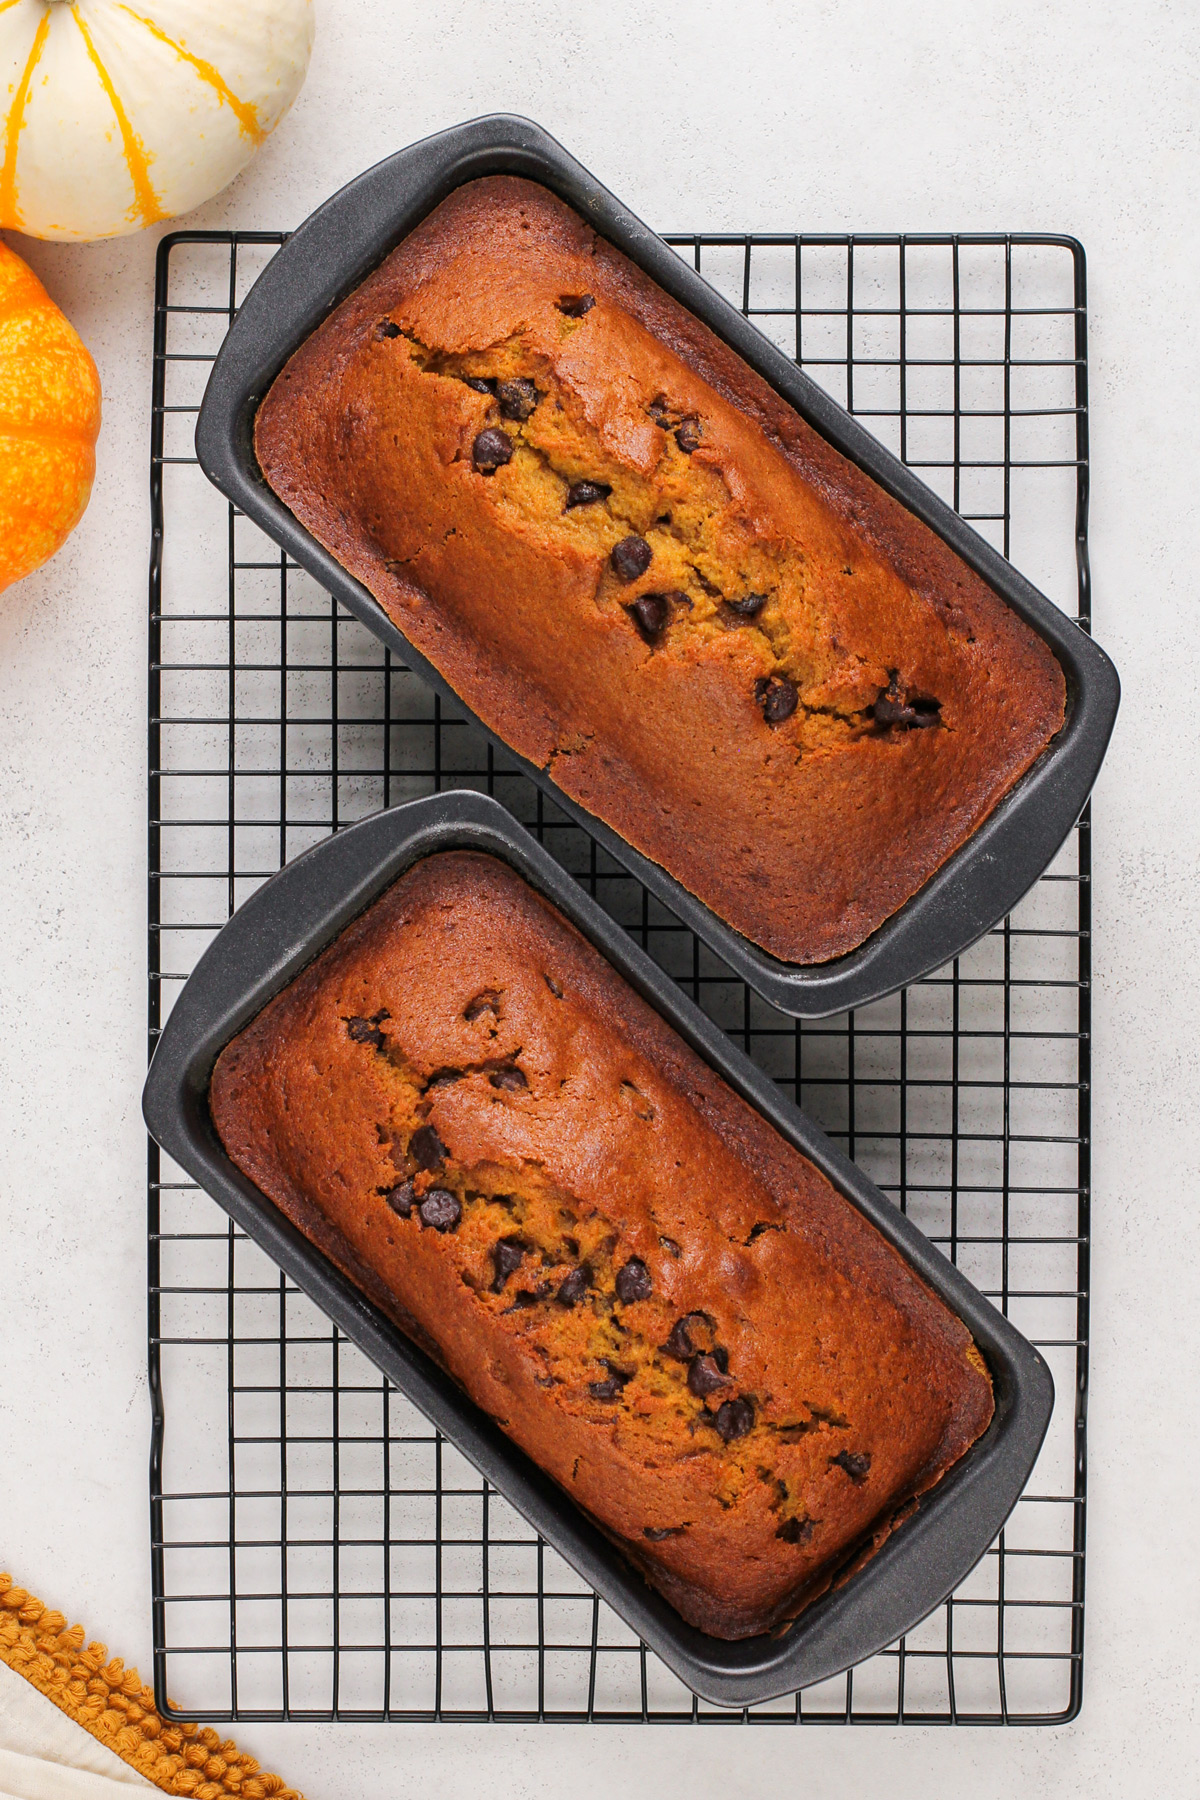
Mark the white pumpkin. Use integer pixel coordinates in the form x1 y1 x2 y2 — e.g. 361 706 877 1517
0 0 314 241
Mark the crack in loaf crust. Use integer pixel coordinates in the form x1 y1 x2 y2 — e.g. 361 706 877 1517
254 177 1066 965
209 851 994 1638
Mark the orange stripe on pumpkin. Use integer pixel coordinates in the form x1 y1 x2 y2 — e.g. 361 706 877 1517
0 9 51 230
70 3 166 227
116 4 265 142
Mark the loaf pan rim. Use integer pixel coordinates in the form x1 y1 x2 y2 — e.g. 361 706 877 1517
142 789 1054 1712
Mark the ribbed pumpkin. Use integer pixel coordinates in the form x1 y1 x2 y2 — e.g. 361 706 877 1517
0 1 314 242
0 239 101 590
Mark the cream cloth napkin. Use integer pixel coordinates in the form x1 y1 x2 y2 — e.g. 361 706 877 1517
0 1661 154 1800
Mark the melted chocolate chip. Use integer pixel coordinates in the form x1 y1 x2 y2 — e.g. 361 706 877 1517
713 1396 755 1442
377 320 401 339
426 1068 462 1090
464 988 501 1022
873 684 941 728
829 1450 872 1483
496 378 540 421
756 674 799 725
489 1064 528 1092
659 1235 682 1259
383 1180 414 1218
648 397 673 428
615 1258 652 1303
725 592 768 619
588 1363 633 1402
588 1376 624 1401
491 1236 526 1291
674 416 702 453
461 374 495 394
664 1313 708 1361
628 593 671 640
687 1353 730 1398
558 293 596 317
775 1516 815 1544
556 1265 591 1307
472 428 513 474
345 1015 386 1048
610 535 653 582
409 1124 447 1171
509 1284 553 1309
565 479 612 510
418 1188 461 1232
643 1526 684 1541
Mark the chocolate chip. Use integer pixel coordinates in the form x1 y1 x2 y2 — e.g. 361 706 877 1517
610 535 653 582
565 479 612 509
464 989 501 1022
558 293 596 317
496 378 540 421
659 1235 682 1259
648 397 673 428
664 1313 708 1360
873 684 941 728
588 1363 632 1401
426 1068 462 1090
674 416 702 453
491 1235 526 1291
628 593 670 639
756 674 799 725
687 1353 730 1398
461 374 495 393
418 1188 461 1232
345 1015 385 1048
556 1265 590 1307
489 1064 527 1092
384 1180 414 1218
775 1516 815 1544
472 428 513 474
509 1284 553 1309
409 1124 447 1170
377 320 401 339
829 1450 872 1482
713 1397 755 1441
615 1258 652 1303
544 974 564 998
643 1526 683 1541
725 592 767 618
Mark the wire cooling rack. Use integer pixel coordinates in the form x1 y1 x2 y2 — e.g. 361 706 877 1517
148 226 1090 1726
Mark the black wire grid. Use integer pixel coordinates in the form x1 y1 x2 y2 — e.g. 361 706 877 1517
148 226 1090 1726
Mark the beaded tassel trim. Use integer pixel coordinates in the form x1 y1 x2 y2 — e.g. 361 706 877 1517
0 1574 304 1799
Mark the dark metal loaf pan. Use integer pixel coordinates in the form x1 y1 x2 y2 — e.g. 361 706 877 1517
142 789 1053 1710
193 112 1119 1020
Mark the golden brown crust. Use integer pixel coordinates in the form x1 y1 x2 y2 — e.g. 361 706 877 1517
209 851 994 1638
255 177 1065 963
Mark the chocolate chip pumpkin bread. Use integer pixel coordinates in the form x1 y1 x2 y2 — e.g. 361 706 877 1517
253 177 1066 964
209 851 994 1638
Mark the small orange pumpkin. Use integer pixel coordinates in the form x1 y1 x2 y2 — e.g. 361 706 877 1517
0 239 101 592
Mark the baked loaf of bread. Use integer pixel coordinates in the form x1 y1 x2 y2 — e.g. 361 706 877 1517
209 851 994 1638
255 177 1066 964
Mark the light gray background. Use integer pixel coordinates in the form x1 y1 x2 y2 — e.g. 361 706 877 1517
1 1 1194 1793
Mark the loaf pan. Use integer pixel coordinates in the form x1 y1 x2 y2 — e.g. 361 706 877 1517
193 113 1118 1020
143 789 1053 1711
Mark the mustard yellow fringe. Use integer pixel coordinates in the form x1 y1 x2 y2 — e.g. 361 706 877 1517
0 1574 304 1800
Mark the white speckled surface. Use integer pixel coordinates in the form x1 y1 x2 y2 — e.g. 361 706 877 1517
2 1 1196 1792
